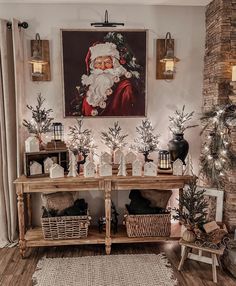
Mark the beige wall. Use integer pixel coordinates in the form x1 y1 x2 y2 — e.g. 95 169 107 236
0 3 205 225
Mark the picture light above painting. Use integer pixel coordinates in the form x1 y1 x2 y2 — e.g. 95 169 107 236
61 29 147 117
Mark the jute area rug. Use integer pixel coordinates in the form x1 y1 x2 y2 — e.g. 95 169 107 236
32 253 177 286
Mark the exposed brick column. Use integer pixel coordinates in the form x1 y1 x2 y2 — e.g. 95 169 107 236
204 0 236 232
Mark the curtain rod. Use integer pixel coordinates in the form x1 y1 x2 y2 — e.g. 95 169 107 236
7 21 29 30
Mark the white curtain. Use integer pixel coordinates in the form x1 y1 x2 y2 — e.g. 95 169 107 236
0 18 25 246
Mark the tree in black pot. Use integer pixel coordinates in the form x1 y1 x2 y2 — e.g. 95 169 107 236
168 105 198 164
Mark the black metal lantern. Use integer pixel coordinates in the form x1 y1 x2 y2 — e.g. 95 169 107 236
158 150 171 170
46 122 67 150
53 122 63 141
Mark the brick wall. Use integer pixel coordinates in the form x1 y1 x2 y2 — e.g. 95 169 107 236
204 0 236 231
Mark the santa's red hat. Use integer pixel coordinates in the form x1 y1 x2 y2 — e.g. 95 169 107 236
85 42 120 74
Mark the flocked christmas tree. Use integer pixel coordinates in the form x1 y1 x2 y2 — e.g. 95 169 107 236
169 105 198 135
23 93 53 148
131 119 159 162
67 151 78 177
117 154 126 176
68 119 96 156
173 177 208 231
101 121 128 152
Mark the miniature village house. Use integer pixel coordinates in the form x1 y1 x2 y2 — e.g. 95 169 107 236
132 159 142 176
84 160 96 178
144 162 157 176
25 136 39 153
49 164 64 178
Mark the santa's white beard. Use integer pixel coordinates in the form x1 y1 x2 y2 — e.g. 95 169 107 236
81 66 127 108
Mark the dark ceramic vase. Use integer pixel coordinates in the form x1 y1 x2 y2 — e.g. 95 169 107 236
77 152 88 173
168 133 189 164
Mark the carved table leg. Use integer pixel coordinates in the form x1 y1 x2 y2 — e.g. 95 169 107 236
105 180 112 255
16 184 26 258
26 193 32 229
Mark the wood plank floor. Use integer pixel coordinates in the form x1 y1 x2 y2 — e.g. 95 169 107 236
0 242 236 286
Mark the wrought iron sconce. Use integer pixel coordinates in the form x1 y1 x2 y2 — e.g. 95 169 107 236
29 33 51 81
156 32 180 80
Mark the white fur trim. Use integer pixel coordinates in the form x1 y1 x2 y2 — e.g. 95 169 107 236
90 42 120 61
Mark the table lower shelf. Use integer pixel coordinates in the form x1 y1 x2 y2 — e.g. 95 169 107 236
24 223 181 247
111 223 181 243
25 226 105 247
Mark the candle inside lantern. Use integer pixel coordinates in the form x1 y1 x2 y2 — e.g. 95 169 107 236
158 150 171 170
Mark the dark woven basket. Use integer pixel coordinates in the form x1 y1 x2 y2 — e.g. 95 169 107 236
123 208 171 238
41 213 91 240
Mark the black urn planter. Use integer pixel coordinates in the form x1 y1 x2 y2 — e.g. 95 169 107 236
168 133 189 164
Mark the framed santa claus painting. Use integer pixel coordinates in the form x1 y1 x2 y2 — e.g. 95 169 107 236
61 29 147 117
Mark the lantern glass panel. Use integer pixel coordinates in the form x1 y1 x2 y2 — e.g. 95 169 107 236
158 150 171 170
53 123 63 141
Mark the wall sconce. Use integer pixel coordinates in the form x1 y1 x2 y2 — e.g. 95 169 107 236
230 65 236 103
29 33 51 81
232 66 236 82
156 32 180 80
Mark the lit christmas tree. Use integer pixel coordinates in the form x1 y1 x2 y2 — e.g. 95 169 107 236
131 119 159 162
23 93 53 147
101 121 128 152
68 119 96 156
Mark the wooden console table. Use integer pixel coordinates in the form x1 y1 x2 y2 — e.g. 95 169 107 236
14 175 191 257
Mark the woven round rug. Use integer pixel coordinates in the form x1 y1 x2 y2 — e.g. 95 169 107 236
32 253 177 286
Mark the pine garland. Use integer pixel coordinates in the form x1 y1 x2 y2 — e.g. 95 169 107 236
173 177 208 230
169 105 198 134
101 121 128 151
200 104 236 187
131 119 159 154
22 93 53 140
68 119 96 155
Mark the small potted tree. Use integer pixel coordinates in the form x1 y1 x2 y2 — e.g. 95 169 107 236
173 176 208 242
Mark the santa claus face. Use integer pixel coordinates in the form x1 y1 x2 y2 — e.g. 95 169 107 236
93 56 113 70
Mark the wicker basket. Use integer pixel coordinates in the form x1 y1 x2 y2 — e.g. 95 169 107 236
123 209 171 238
41 213 91 240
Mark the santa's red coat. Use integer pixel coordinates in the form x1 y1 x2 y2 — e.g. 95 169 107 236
82 79 141 116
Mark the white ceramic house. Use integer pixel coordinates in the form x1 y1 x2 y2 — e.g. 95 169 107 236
49 164 64 179
30 161 42 176
132 159 142 176
125 151 137 164
99 163 112 177
113 149 123 164
25 136 39 153
84 161 96 178
172 159 183 176
100 152 112 165
43 157 54 174
144 162 157 176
